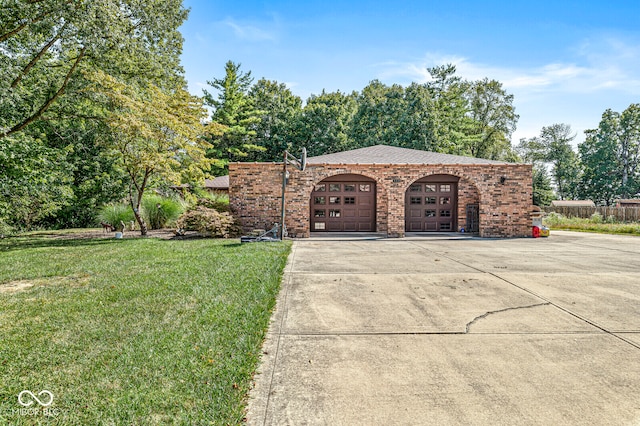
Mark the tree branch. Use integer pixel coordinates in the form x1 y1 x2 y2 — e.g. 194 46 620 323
0 0 74 42
1 47 86 139
11 32 62 89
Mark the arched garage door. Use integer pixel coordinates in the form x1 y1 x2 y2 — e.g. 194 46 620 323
405 174 459 232
310 174 376 232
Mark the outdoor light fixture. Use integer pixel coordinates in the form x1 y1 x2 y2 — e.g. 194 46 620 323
500 176 507 184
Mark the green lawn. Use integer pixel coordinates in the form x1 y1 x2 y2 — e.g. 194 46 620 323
0 233 291 425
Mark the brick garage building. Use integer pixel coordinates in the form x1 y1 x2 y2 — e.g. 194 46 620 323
229 145 533 238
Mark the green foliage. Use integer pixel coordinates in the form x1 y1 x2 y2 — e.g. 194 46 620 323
87 70 210 235
203 61 265 173
578 110 626 205
605 214 619 224
289 90 358 156
517 123 579 200
0 235 291 424
543 212 564 227
35 118 129 229
176 206 241 238
590 212 603 224
0 219 12 237
98 203 135 230
577 104 640 204
0 133 73 230
1 0 192 231
465 78 519 160
141 194 185 230
249 78 303 161
542 124 580 199
543 213 640 236
1 0 189 139
196 194 231 213
349 80 408 148
288 66 518 160
532 166 555 206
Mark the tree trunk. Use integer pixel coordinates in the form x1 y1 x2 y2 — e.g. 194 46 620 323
133 205 148 236
128 173 149 236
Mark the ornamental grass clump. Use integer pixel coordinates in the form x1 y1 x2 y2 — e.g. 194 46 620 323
98 203 135 231
142 194 185 229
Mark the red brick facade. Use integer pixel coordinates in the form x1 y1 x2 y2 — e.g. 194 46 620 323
229 161 533 238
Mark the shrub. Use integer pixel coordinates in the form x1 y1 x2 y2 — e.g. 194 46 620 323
0 219 12 238
98 203 135 231
142 194 185 230
176 206 241 238
605 215 618 224
196 193 230 213
543 212 564 227
590 212 603 224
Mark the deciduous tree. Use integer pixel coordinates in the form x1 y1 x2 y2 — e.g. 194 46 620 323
249 78 302 161
578 105 640 204
88 71 209 235
289 90 358 157
1 0 188 139
1 0 191 230
465 78 519 160
349 80 406 148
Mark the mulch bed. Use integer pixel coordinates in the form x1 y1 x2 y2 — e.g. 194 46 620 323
35 229 204 240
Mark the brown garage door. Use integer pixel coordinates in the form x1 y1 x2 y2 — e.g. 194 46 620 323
311 175 375 232
405 175 458 232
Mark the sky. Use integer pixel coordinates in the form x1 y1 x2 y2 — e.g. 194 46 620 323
179 0 640 147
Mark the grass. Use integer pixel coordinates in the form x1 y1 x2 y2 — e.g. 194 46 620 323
0 232 291 425
544 213 640 236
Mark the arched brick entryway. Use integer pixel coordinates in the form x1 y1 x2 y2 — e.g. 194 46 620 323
405 174 459 232
310 174 376 232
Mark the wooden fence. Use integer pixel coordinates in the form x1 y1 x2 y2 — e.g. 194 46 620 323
542 206 640 222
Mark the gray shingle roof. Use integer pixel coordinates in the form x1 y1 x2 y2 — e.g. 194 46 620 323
306 145 512 165
204 175 229 189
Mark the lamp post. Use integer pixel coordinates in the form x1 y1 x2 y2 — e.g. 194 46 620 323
279 148 307 240
280 152 288 240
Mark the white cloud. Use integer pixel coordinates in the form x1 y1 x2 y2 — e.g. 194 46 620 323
377 36 640 98
373 36 640 146
218 17 278 42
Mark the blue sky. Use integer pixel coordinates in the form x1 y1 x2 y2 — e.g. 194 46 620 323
179 0 640 146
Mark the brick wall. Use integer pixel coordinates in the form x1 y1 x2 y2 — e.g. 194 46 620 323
229 162 533 238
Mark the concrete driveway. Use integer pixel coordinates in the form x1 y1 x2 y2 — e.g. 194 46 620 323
247 231 640 425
